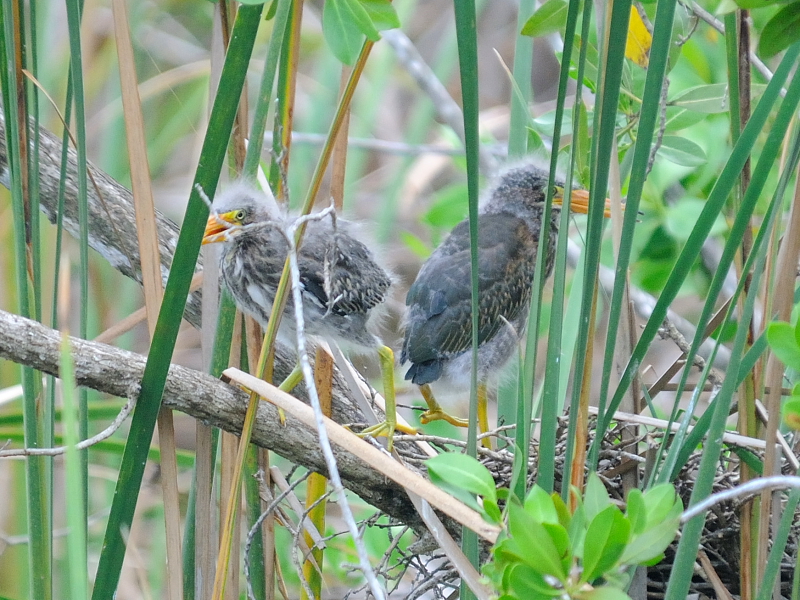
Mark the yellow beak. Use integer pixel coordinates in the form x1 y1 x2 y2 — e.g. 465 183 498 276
553 188 616 218
202 211 240 245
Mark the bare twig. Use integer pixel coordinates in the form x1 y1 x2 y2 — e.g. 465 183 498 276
0 397 135 457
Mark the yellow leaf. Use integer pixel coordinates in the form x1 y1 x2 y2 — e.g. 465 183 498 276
625 6 652 68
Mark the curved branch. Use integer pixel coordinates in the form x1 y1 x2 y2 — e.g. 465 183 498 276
0 309 428 531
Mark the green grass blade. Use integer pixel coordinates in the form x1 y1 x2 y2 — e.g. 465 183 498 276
453 0 481 595
534 0 583 495
559 0 593 500
64 0 91 529
570 0 631 469
60 335 88 600
507 0 535 158
593 43 800 464
243 0 292 178
657 59 800 483
91 7 264 598
594 0 678 468
0 4 51 597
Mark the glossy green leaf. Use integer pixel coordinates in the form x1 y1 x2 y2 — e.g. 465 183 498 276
426 452 498 501
579 587 633 600
759 3 800 58
669 83 730 113
360 0 400 31
625 489 647 535
782 397 800 430
620 516 679 565
582 506 630 582
657 135 707 167
584 473 611 521
642 484 683 528
524 485 559 524
507 564 561 598
521 0 568 38
322 0 369 65
508 501 568 580
766 321 800 371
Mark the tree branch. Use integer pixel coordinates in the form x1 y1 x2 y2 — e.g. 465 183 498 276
0 308 429 531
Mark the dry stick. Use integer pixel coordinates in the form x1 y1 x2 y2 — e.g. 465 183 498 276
223 367 500 545
298 64 351 600
215 36 381 600
302 347 333 599
759 161 800 576
110 2 183 598
282 209 387 599
570 283 599 501
0 397 135 458
682 476 800 522
698 550 736 600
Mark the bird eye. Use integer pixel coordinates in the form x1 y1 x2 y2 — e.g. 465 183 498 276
235 209 246 222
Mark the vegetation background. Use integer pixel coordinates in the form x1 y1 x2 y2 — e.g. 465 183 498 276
1 0 800 598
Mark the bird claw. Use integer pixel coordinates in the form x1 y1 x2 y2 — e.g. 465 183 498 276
355 420 413 452
419 409 469 428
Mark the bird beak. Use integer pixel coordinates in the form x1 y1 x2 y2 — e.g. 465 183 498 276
202 211 238 245
553 188 615 218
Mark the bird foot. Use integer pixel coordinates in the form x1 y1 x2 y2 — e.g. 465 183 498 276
355 420 416 452
419 409 469 427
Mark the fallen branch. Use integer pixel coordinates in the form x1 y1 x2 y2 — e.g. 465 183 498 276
0 308 432 533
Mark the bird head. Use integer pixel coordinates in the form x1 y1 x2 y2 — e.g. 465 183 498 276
486 163 614 218
202 181 282 245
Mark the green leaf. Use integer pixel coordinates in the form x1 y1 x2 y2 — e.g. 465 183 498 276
625 489 647 535
782 397 800 430
584 473 611 522
767 321 800 371
759 3 800 58
657 135 707 167
360 0 400 31
524 485 560 524
669 83 730 113
521 0 568 38
426 452 498 502
237 0 267 4
322 0 368 65
507 564 562 598
641 484 683 529
620 516 679 565
664 198 727 242
508 501 568 580
399 231 432 259
579 587 634 600
582 506 630 582
422 183 469 229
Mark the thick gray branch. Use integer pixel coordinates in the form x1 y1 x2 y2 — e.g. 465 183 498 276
0 112 433 533
0 309 426 532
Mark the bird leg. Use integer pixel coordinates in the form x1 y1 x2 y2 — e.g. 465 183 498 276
275 365 304 425
419 383 493 449
356 346 415 451
418 384 469 427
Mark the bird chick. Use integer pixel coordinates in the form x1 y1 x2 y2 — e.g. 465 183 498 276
401 163 604 441
203 181 406 448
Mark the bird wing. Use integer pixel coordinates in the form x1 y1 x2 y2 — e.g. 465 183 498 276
298 221 391 315
403 213 537 365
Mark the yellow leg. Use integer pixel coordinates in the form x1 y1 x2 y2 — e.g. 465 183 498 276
275 364 303 425
419 382 493 448
477 382 492 450
356 346 415 451
419 384 469 427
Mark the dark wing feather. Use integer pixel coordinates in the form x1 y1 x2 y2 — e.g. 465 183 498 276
402 213 538 368
298 220 391 315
